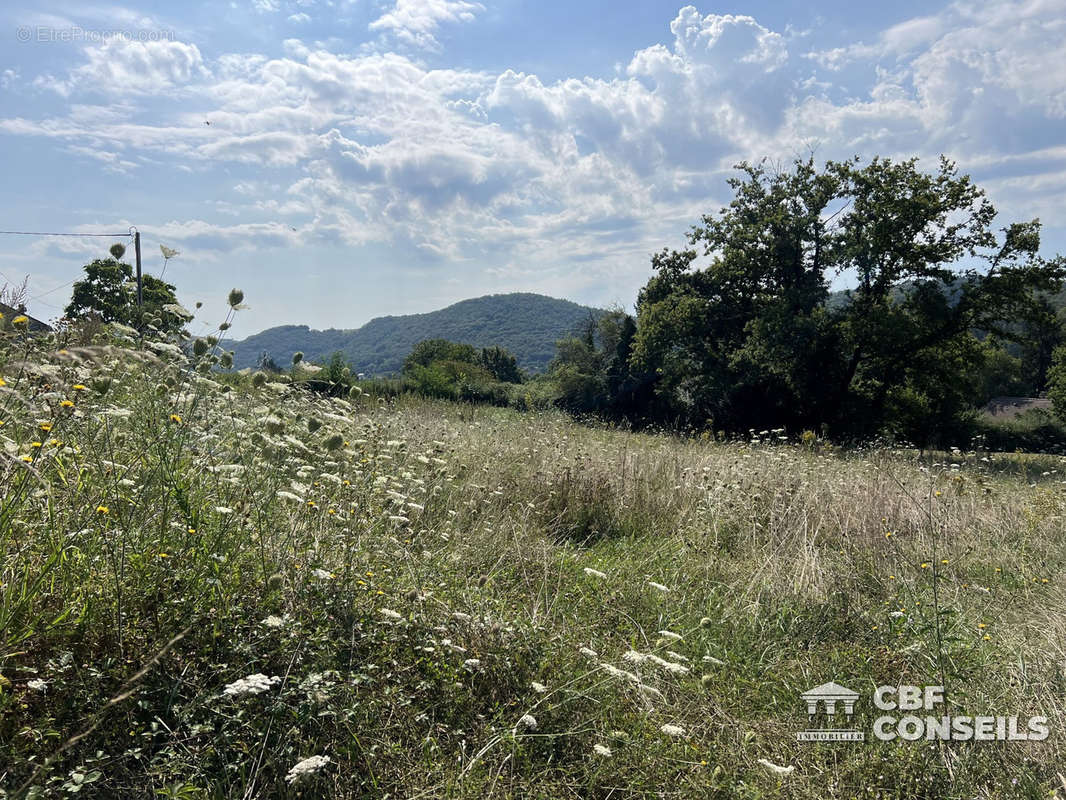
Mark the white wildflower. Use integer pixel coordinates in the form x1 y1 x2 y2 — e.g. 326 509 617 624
379 608 403 621
660 723 686 737
452 612 473 622
666 651 689 662
600 663 641 683
27 678 47 692
214 506 233 515
579 646 598 659
285 755 332 784
463 658 481 670
531 681 547 693
583 567 607 579
261 615 287 629
276 490 303 503
702 655 725 666
657 630 682 641
622 650 648 664
647 581 670 593
223 673 281 697
758 758 794 776
311 568 333 580
515 714 537 731
593 743 613 757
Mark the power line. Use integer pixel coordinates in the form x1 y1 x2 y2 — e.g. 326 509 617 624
0 230 131 237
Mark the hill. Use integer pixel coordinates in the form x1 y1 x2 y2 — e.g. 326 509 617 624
230 293 605 374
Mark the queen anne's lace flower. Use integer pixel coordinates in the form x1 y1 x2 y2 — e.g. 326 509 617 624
285 755 331 784
223 673 281 697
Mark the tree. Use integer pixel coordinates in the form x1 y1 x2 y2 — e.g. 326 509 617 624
65 255 183 334
478 346 523 383
403 339 478 374
633 156 1065 442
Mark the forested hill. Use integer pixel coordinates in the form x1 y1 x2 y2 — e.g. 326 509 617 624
230 293 605 375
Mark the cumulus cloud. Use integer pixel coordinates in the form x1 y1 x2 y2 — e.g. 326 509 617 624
369 0 484 50
36 37 208 96
3 0 1065 304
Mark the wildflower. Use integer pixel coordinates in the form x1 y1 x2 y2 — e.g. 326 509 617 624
228 288 245 308
463 658 481 670
12 315 29 328
657 630 682 641
261 615 287 628
583 567 607 579
531 681 547 693
96 505 109 515
579 647 598 659
660 723 686 737
30 441 42 448
593 743 612 757
276 490 303 503
647 581 670 593
60 399 74 408
223 673 281 697
169 414 182 424
758 758 794 776
379 608 403 621
72 384 87 392
285 755 331 785
639 683 664 699
311 569 333 580
515 714 537 731
27 678 47 692
39 423 52 432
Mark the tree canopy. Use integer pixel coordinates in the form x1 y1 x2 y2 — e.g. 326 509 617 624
65 257 184 334
631 156 1065 443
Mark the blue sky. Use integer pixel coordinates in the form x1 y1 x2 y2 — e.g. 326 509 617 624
1 0 1064 338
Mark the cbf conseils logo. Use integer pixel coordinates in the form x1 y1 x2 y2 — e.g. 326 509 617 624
796 682 864 741
796 683 1050 743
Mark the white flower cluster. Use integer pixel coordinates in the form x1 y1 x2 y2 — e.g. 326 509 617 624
222 673 281 697
285 754 332 784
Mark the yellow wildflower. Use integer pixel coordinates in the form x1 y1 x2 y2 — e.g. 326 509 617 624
60 400 74 408
96 505 109 515
169 414 182 424
72 384 87 392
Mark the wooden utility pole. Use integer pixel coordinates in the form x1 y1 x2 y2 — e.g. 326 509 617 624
134 230 143 307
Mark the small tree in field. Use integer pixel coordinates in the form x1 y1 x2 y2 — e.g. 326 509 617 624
66 244 184 334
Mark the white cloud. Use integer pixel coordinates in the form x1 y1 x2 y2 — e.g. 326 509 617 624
369 0 484 50
36 37 208 96
4 0 1066 324
288 12 311 23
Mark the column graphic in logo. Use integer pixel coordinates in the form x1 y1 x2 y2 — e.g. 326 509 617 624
797 682 864 741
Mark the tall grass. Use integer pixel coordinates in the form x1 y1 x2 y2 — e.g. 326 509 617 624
1 307 1066 798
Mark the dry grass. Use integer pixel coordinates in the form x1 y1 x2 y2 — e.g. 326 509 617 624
2 319 1066 798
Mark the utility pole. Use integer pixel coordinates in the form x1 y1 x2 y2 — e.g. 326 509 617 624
134 230 142 308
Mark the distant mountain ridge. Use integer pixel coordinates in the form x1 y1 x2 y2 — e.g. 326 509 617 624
230 293 605 375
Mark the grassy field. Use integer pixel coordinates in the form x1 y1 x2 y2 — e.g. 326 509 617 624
3 313 1066 798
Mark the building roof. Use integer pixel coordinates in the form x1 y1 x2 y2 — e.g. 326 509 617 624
801 682 859 699
0 301 52 332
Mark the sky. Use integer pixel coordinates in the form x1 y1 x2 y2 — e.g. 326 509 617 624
1 0 1065 339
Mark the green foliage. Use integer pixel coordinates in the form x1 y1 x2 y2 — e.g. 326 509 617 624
231 293 604 375
65 258 184 334
549 310 649 417
1048 344 1066 423
632 156 1065 444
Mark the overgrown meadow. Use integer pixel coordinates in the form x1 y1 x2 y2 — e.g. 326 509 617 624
2 301 1066 799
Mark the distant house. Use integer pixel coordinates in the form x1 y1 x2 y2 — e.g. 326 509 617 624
0 302 52 333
